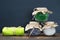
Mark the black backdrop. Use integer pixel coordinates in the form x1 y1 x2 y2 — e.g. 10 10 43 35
0 0 60 33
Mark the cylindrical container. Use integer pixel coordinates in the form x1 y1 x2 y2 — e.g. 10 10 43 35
15 27 24 35
2 27 15 35
34 12 49 22
43 27 56 36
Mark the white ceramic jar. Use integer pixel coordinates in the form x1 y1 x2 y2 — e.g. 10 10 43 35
43 27 56 36
43 21 58 36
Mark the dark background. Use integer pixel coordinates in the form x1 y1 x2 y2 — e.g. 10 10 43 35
0 0 60 33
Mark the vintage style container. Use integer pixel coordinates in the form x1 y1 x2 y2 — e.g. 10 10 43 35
25 21 42 36
43 21 58 36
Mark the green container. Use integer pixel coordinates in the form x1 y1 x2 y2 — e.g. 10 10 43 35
15 27 24 35
2 27 14 35
2 27 24 36
34 12 49 22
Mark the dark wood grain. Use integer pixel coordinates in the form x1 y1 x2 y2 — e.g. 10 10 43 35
0 33 60 40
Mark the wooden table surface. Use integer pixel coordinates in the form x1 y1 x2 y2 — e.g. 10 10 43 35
0 33 60 40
